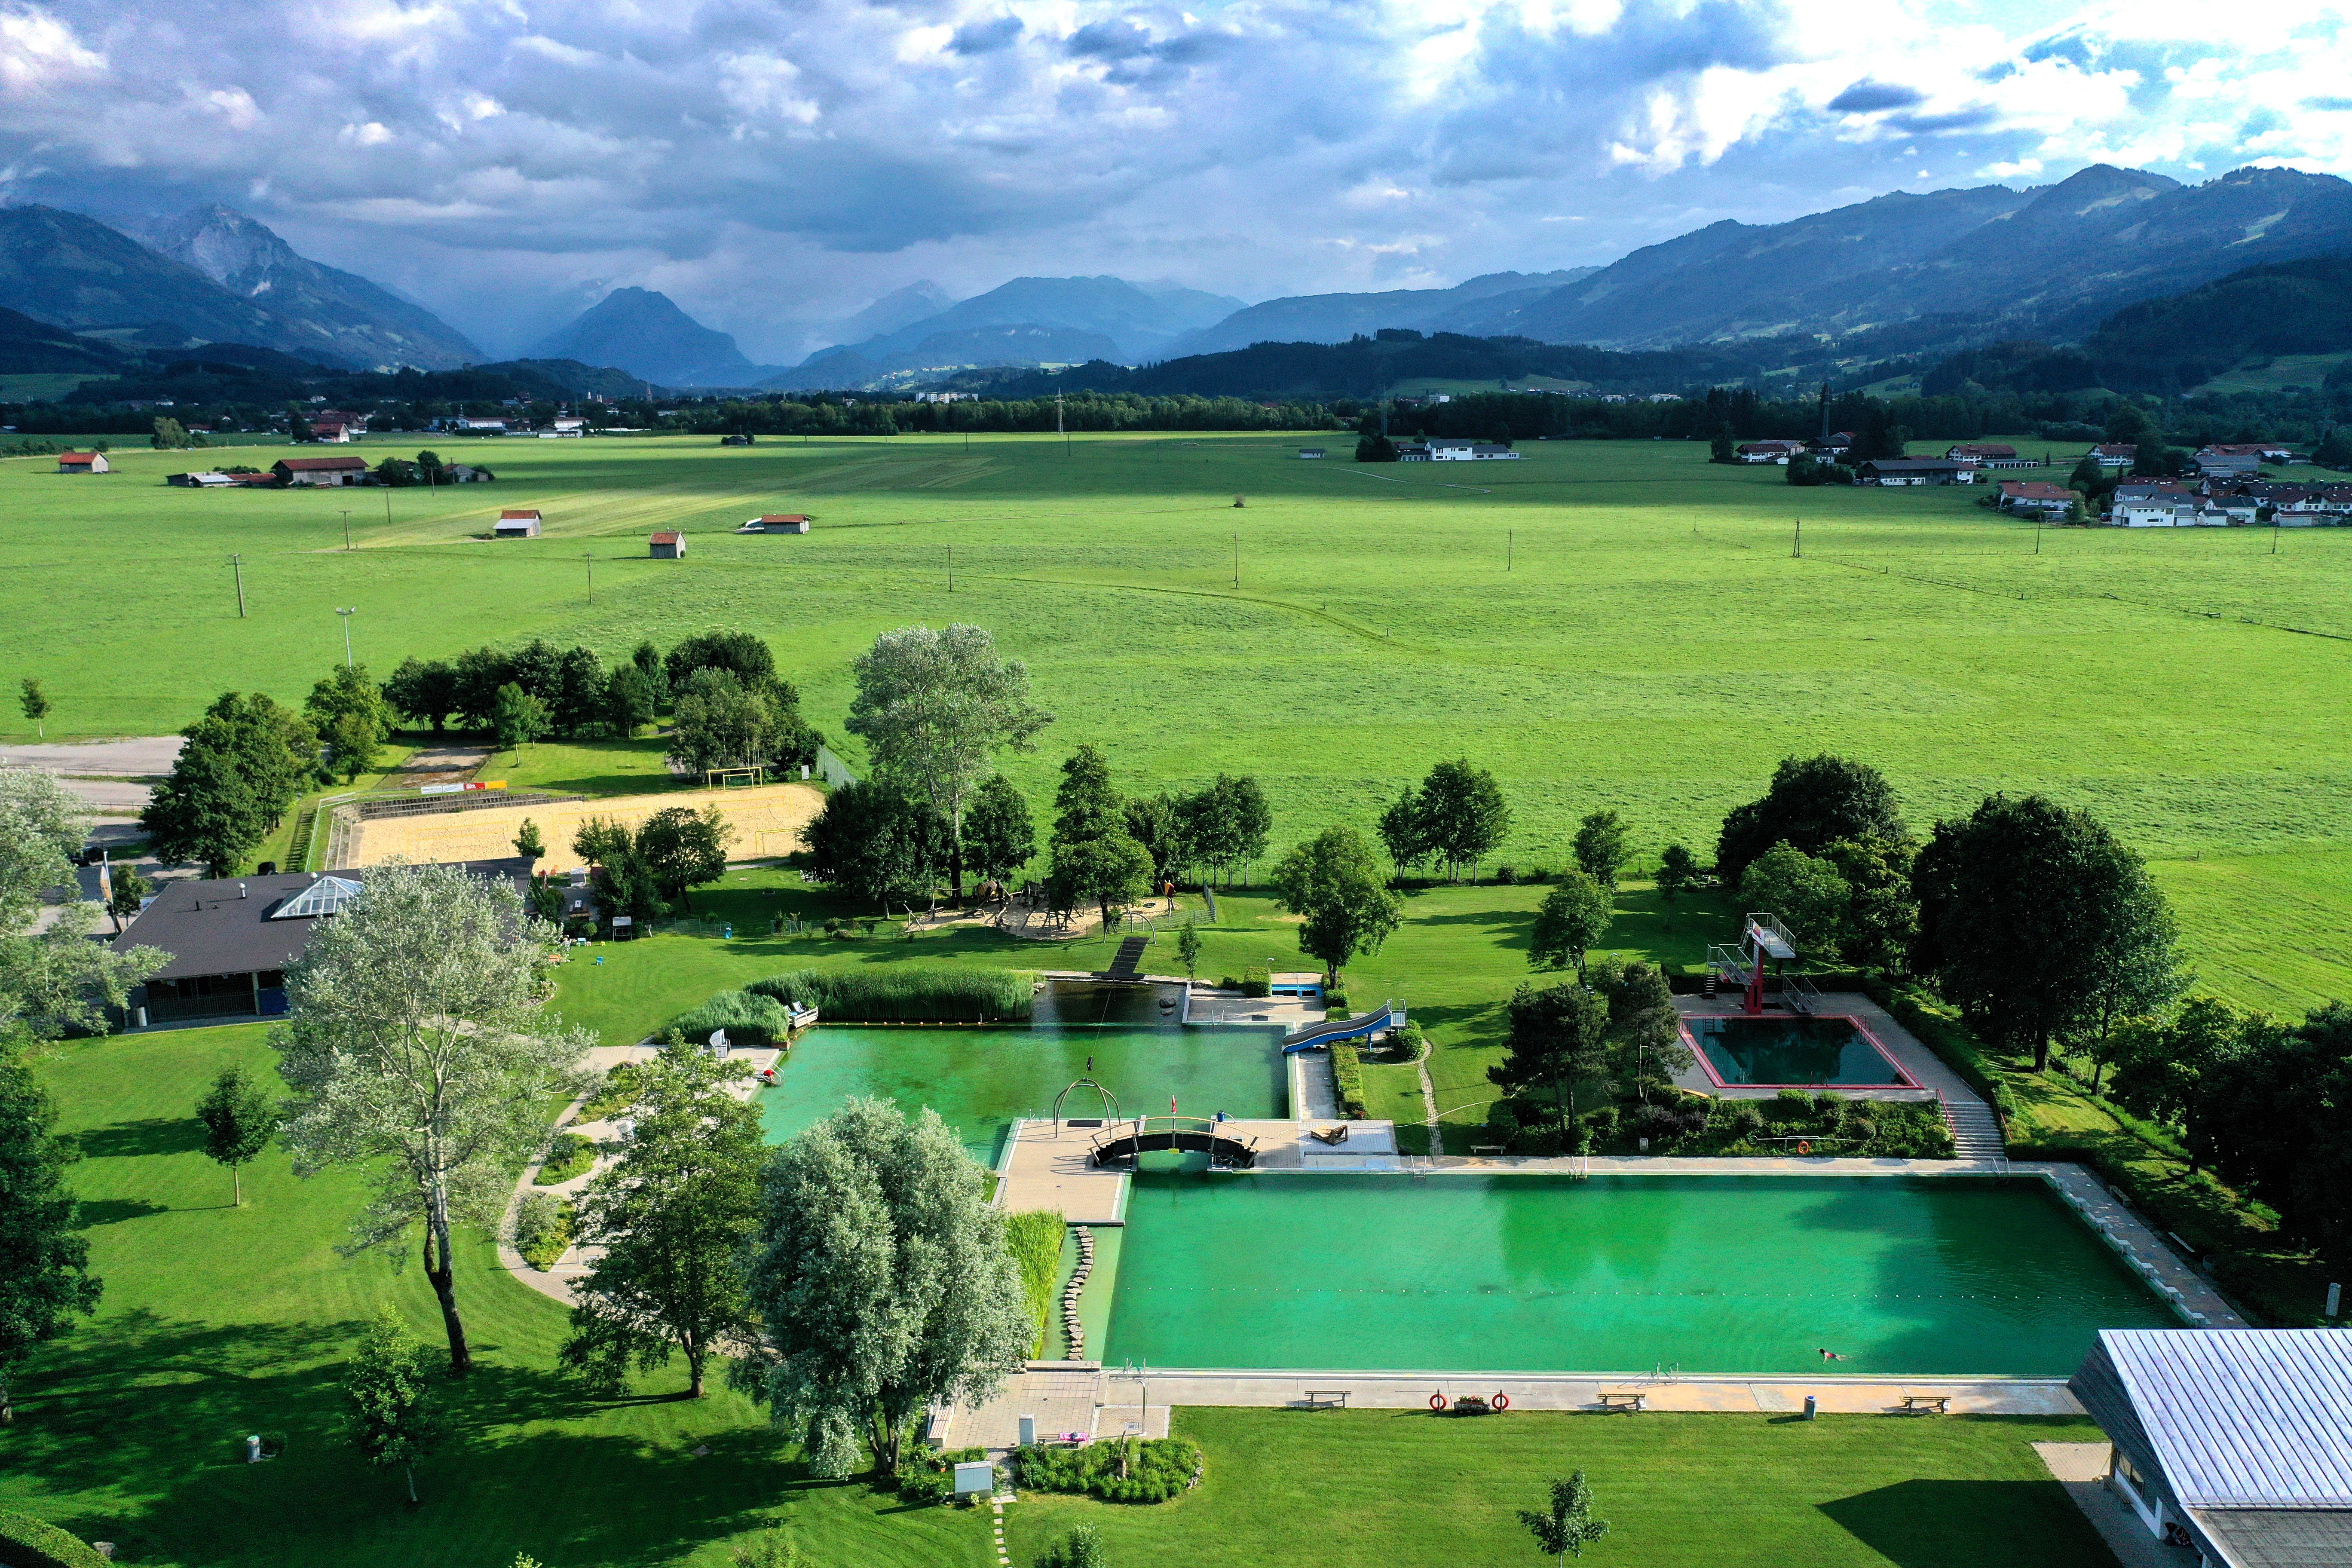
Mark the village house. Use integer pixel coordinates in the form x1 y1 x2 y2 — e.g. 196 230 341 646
2193 444 2268 479
2090 443 2138 468
272 455 368 487
2116 497 2236 527
1997 480 2079 518
1811 431 1855 456
56 450 109 474
1736 440 1805 464
1427 439 1521 461
1853 456 1974 486
1946 443 2037 469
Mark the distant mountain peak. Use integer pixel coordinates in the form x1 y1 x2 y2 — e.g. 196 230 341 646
530 287 763 386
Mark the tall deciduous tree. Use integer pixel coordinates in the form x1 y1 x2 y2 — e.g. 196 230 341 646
3 767 159 1038
1591 959 1689 1101
383 657 459 734
1572 810 1629 889
341 1309 446 1504
1715 754 1905 889
17 677 48 738
635 805 735 913
1530 870 1611 976
1178 774 1272 888
961 775 1035 888
1822 835 1919 974
1489 982 1611 1136
801 781 943 912
1272 826 1403 982
306 664 393 783
665 668 776 776
1655 843 1698 903
1416 759 1510 882
1912 793 2175 1072
276 863 590 1373
664 632 781 699
740 1098 1031 1477
490 683 551 753
603 665 655 738
845 625 1050 900
1738 842 1849 954
1376 785 1427 882
0 1041 101 1424
142 693 318 876
1048 833 1154 930
561 1041 764 1399
1052 746 1121 844
196 1064 277 1207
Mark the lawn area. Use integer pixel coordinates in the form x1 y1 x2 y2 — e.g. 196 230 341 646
2 1025 994 1568
1006 1407 2119 1568
493 735 696 798
4 429 2348 1016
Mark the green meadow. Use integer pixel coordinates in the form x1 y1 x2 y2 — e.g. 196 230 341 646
3 429 2349 1017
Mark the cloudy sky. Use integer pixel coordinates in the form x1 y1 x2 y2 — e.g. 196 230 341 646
2 0 2346 359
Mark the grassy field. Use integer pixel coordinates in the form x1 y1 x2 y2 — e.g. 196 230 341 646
3 429 2349 1018
2188 352 2352 394
7 1024 2125 1568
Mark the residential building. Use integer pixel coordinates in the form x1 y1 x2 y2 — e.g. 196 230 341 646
1427 439 1521 461
650 530 686 558
56 451 109 474
1854 457 1974 485
166 472 233 487
1947 443 2037 468
272 455 368 487
1297 448 1326 459
2194 444 2267 479
2091 443 2138 469
1812 431 1855 456
2116 499 2234 527
1998 480 2079 517
2070 1328 2352 1568
110 861 533 1024
1736 440 1804 464
494 508 542 539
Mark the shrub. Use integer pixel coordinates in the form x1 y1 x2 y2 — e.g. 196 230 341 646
1240 965 1271 998
1726 1102 1765 1137
670 989 793 1044
746 966 1031 1023
1331 1042 1369 1119
513 1193 574 1269
1494 864 1518 885
0 1511 107 1568
1014 1436 1201 1503
1004 1210 1066 1356
898 1446 987 1504
577 1060 646 1121
533 1131 594 1185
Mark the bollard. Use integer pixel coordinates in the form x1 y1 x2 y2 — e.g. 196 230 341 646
1803 1396 1816 1422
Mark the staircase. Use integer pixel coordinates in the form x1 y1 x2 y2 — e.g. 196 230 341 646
1105 936 1149 979
1942 1095 2006 1162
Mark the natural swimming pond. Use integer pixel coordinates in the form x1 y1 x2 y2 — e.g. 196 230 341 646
757 1023 1288 1161
1103 1173 2177 1375
1687 1014 1912 1087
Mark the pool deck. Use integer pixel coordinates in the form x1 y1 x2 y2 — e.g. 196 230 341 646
1669 992 1971 1106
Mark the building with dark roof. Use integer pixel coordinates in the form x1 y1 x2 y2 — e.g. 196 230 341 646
273 455 369 487
111 860 533 1024
2071 1328 2352 1567
1854 456 1975 485
649 530 686 558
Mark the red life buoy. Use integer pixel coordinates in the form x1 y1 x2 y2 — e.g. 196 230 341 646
1797 1140 1811 1155
1429 1393 1446 1411
1492 1393 1510 1411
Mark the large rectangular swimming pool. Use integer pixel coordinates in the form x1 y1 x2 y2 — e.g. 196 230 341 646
1103 1173 2177 1375
1686 1014 1913 1087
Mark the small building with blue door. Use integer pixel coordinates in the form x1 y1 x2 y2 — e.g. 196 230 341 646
113 860 532 1025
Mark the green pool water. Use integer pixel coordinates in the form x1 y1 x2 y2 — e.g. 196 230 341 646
757 1025 1287 1161
1104 1174 2178 1375
1687 1014 1910 1087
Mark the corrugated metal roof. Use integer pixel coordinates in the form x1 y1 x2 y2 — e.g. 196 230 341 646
2194 1509 2352 1568
2103 1329 2352 1507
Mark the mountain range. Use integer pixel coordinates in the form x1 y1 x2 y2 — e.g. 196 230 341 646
528 287 766 387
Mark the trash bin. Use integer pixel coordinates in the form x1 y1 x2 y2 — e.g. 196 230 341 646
1803 1395 1817 1421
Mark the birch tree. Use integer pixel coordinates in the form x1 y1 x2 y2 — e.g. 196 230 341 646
740 1097 1031 1477
0 766 159 1039
845 625 1051 900
276 862 589 1374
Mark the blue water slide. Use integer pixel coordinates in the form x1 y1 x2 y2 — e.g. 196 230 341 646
1280 1001 1405 1054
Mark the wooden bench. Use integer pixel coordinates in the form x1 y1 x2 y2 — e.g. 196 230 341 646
1898 1392 1951 1415
1470 1144 1505 1155
1598 1390 1645 1413
1302 1390 1351 1410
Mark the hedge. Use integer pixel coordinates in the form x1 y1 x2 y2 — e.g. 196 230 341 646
0 1510 107 1568
1013 1436 1202 1503
669 989 793 1045
1331 1042 1369 1119
746 966 1031 1023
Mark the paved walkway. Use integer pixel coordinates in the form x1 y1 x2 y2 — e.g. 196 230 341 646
2036 1443 2199 1568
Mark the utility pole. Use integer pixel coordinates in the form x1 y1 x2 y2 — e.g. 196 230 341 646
340 508 352 551
947 543 954 592
585 551 594 604
335 606 357 668
229 554 246 619
1507 529 1513 572
1058 391 1069 456
2035 521 2042 555
1232 532 1239 588
1793 517 1802 557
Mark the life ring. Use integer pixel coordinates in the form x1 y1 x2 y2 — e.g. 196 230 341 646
1429 1393 1447 1411
1797 1140 1811 1155
1491 1393 1510 1411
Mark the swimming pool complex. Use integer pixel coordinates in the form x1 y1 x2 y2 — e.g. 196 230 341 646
1101 1173 2177 1375
1684 1014 1914 1088
757 1022 1286 1160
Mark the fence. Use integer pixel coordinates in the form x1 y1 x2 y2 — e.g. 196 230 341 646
814 744 858 788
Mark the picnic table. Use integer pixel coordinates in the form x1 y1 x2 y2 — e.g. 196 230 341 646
1302 1390 1351 1410
1898 1391 1952 1414
1598 1390 1646 1412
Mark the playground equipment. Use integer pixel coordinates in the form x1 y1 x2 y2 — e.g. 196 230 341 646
1707 914 1819 1016
1281 1000 1406 1055
1088 1116 1259 1170
1051 1077 1121 1132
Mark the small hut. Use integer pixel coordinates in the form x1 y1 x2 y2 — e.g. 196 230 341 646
649 530 686 559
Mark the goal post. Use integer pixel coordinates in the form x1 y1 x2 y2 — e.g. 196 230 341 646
705 765 766 789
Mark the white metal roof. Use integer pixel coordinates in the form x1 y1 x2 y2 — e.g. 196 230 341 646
270 876 363 920
2103 1329 2352 1508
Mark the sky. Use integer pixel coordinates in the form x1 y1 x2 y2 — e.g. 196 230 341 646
3 0 2350 361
